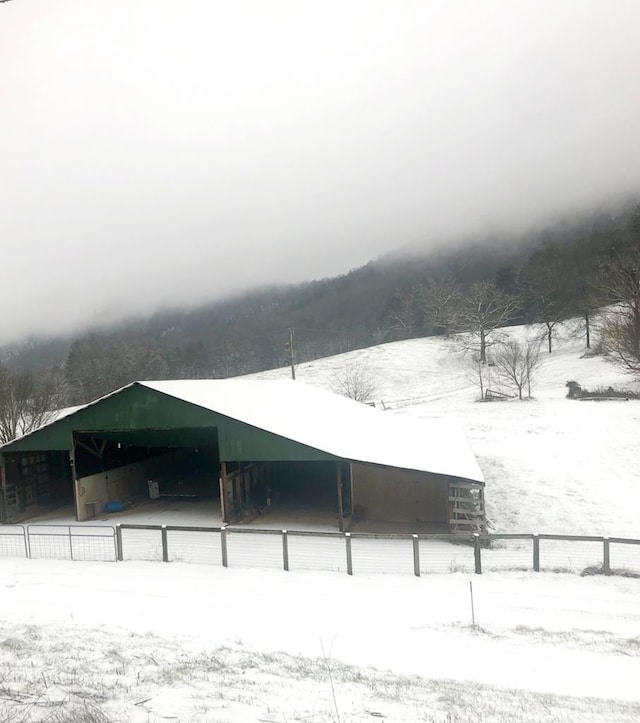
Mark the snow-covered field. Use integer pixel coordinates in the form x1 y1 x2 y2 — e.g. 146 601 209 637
2 324 640 721
2 560 640 722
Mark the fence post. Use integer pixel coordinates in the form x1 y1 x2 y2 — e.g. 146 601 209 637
603 537 611 575
533 534 540 572
22 525 29 560
115 524 123 561
473 533 482 574
412 534 420 577
282 530 289 572
161 526 169 562
345 532 353 575
221 527 228 568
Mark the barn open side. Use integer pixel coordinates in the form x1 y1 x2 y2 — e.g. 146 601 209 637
71 428 220 521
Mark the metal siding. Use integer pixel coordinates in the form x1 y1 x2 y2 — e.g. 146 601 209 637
218 417 337 462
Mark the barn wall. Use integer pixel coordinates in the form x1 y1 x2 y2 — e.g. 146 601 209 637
351 463 448 524
1 451 74 523
75 451 178 521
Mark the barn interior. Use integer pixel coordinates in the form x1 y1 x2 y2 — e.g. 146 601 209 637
72 427 220 521
220 459 351 530
1 449 74 523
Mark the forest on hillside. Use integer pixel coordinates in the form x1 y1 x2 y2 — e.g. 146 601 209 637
0 197 639 435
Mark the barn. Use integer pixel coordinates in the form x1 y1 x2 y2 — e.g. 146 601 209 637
0 379 485 532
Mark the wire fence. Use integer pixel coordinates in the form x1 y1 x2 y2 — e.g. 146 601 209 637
0 524 639 578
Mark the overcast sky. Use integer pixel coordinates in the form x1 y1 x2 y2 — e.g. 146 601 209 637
1 0 640 345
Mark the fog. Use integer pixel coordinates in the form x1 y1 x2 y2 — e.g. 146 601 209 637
1 0 639 344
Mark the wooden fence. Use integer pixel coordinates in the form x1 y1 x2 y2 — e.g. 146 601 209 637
0 524 639 578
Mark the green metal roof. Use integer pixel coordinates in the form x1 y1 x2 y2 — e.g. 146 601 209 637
0 383 336 464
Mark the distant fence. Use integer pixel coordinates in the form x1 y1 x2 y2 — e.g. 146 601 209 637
0 524 639 577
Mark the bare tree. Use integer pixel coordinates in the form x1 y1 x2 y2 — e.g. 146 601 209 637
420 278 461 337
523 341 543 398
0 367 59 443
467 353 490 401
597 247 640 376
385 287 422 340
493 339 542 399
456 282 520 362
521 243 572 354
332 360 380 403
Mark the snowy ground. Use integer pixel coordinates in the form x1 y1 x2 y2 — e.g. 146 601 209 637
1 559 639 722
3 323 640 721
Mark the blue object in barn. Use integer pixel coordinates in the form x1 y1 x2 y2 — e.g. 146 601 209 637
105 501 124 513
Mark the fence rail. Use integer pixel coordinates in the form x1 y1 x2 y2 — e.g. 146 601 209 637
0 524 639 578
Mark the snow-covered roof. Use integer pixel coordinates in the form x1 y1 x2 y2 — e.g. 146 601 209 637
141 379 484 483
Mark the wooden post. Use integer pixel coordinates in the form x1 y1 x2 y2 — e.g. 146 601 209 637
349 463 355 520
345 532 353 575
220 527 228 567
603 537 611 575
412 534 420 577
469 580 476 628
337 464 344 530
533 534 540 572
69 435 81 522
161 525 169 562
473 533 482 574
115 524 123 561
0 464 7 524
219 462 229 524
287 328 296 380
282 530 289 572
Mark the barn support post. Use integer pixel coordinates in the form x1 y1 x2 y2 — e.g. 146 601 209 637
533 534 540 572
220 527 228 567
236 463 244 513
412 534 420 577
336 463 344 532
345 532 353 575
219 462 229 524
115 524 123 561
0 464 7 524
349 463 355 522
282 530 289 571
161 525 169 562
473 533 482 574
69 437 81 522
603 537 611 575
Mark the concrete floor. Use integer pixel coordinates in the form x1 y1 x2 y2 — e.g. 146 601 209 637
25 497 341 533
23 498 448 534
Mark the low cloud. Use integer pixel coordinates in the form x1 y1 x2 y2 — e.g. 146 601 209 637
1 0 639 343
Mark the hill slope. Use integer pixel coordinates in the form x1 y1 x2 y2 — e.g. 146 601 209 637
248 324 640 538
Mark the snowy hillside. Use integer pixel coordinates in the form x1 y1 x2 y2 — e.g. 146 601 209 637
248 324 640 538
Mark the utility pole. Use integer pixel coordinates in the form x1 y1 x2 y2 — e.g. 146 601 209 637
285 328 296 380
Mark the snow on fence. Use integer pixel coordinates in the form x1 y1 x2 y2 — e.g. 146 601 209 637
0 525 639 578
